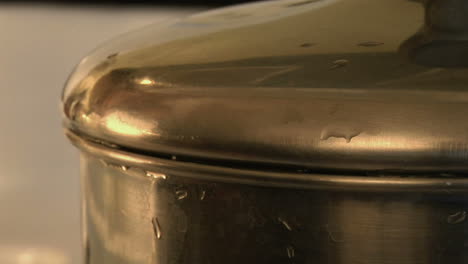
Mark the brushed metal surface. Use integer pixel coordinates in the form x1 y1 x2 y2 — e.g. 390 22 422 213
62 0 468 173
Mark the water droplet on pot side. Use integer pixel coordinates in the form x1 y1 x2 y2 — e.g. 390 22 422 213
329 59 349 70
286 246 295 258
278 217 292 231
357 41 384 47
176 190 188 200
325 224 345 243
152 217 162 239
447 211 466 224
299 42 315 48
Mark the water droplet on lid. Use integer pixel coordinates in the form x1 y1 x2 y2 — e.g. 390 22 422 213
358 41 384 47
146 171 167 180
107 53 118 59
200 190 206 200
446 182 452 186
121 165 129 171
320 128 361 143
152 217 162 239
329 59 349 70
171 156 177 160
175 190 188 200
447 211 466 224
286 0 320 7
286 246 295 259
68 100 81 121
278 217 292 231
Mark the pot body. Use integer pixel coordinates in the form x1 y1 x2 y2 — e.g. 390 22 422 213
80 152 468 264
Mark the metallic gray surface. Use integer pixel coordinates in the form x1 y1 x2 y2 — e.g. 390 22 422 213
78 139 468 264
62 0 468 173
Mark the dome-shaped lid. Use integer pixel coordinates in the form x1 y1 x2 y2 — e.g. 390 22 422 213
63 0 468 174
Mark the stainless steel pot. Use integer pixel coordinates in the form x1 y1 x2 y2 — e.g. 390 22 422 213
62 0 468 263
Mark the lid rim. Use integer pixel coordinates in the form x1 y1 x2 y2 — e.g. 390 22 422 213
66 128 468 177
67 129 468 192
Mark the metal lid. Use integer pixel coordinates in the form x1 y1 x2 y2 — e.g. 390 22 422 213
63 0 468 174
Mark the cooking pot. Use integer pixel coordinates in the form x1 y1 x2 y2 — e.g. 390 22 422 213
62 0 468 263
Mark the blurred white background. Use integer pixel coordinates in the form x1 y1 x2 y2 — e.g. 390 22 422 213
0 4 198 263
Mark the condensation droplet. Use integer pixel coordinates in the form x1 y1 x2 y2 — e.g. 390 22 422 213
444 189 453 194
93 138 118 148
107 52 118 59
329 59 349 70
121 165 129 171
325 224 345 243
286 0 320 7
68 100 80 121
320 128 361 143
176 190 188 200
358 41 384 47
200 190 206 200
300 42 315 48
146 171 167 180
441 173 455 177
177 213 188 233
172 156 177 160
286 246 295 259
152 217 162 239
278 217 292 231
446 182 453 186
106 163 122 170
447 211 466 224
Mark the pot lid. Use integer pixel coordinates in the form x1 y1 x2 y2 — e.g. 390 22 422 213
63 0 468 174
